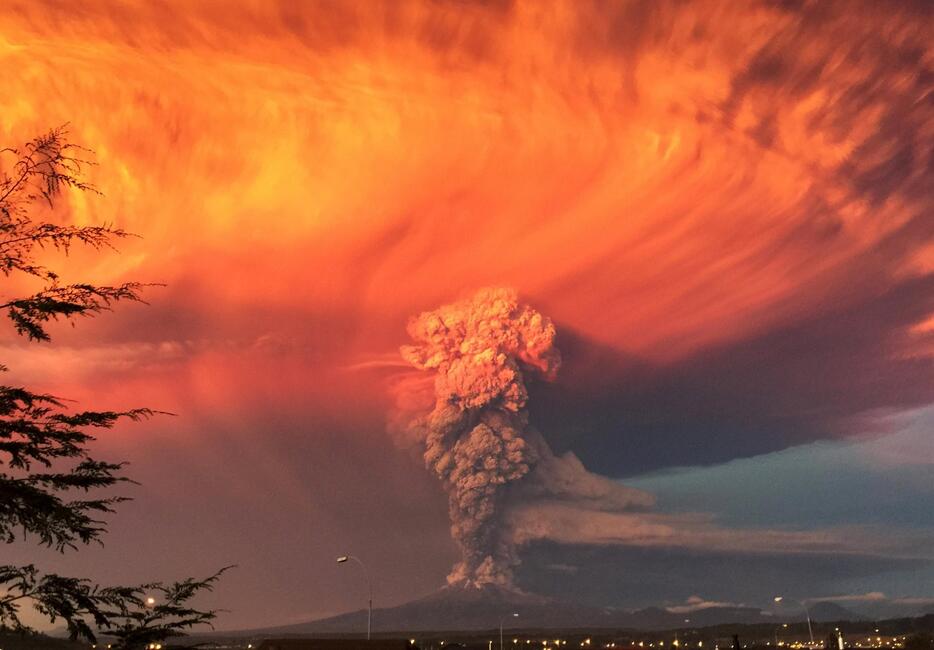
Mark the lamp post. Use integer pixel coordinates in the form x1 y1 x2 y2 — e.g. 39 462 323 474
775 622 789 646
500 613 519 650
774 597 813 645
338 555 372 640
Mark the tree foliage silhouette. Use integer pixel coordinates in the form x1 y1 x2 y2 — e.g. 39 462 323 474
0 126 229 648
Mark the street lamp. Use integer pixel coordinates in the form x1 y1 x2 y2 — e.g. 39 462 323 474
338 555 372 640
774 597 813 645
501 612 519 650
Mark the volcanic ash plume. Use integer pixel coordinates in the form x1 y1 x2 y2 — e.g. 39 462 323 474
399 288 561 588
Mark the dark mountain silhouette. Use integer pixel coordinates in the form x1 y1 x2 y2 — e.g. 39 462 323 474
808 602 865 622
222 585 778 636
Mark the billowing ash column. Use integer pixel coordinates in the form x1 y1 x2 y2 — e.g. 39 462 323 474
399 288 561 588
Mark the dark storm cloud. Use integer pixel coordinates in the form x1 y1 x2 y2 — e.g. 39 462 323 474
531 272 934 477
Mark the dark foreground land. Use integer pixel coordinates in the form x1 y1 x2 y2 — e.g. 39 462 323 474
4 615 933 650
0 630 87 649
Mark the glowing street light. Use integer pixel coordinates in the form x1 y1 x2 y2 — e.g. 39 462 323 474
337 555 372 640
500 612 519 650
774 597 813 645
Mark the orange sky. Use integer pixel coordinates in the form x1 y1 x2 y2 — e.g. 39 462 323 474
3 0 930 369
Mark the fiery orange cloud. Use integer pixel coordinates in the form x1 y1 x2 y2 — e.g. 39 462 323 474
2 0 930 365
0 0 928 497
0 0 929 497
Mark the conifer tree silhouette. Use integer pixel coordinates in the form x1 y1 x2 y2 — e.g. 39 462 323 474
0 126 230 649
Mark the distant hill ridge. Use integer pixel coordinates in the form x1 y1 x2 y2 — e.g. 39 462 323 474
224 584 796 636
